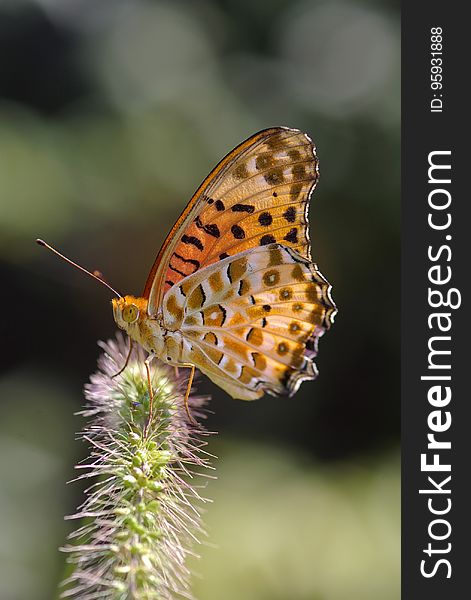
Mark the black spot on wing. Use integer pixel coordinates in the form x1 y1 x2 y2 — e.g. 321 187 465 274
284 228 298 244
283 206 297 223
169 264 187 277
205 223 220 238
173 252 200 270
181 234 204 251
260 234 276 245
232 203 255 213
218 304 227 325
258 212 273 227
231 224 245 239
194 217 221 238
199 284 207 306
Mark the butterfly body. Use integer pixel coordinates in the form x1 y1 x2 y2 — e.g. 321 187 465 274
112 295 189 369
112 127 336 401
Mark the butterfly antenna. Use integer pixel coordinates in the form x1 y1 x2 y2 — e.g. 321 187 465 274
36 238 122 298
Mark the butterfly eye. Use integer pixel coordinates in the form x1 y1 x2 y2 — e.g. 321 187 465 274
122 304 139 324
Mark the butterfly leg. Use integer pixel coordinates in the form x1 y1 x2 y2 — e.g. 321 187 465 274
143 353 155 437
182 364 197 425
111 337 134 379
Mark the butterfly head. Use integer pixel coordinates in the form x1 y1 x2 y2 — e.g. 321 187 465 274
112 295 148 332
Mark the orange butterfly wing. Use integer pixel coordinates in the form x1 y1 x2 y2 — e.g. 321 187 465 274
144 127 319 315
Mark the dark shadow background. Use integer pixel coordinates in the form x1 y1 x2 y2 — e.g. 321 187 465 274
0 1 399 599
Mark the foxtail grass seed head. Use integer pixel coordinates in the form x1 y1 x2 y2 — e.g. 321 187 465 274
60 333 215 600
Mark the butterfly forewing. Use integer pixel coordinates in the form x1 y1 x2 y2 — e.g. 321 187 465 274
162 245 335 400
145 128 319 315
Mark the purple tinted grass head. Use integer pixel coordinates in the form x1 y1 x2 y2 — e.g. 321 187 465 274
60 333 215 600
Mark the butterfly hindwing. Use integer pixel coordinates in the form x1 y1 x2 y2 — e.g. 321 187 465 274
162 244 335 400
145 127 319 315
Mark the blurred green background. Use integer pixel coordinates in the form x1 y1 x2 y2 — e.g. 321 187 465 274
0 0 399 599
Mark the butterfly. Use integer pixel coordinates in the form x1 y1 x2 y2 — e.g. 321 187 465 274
38 127 336 426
